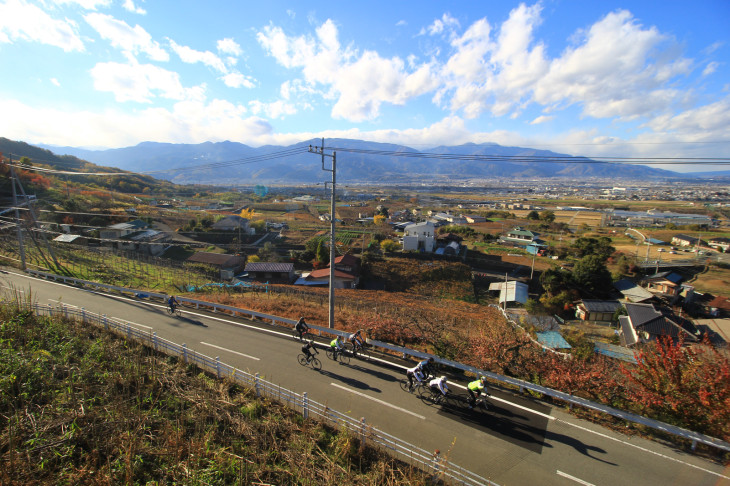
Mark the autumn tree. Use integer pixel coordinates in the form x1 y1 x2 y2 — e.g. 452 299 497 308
619 336 730 440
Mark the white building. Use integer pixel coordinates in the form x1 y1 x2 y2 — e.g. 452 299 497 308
402 221 435 252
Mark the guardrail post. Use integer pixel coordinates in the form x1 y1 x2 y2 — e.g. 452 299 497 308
81 307 86 323
152 332 157 351
303 392 309 420
47 303 52 317
255 373 260 397
691 439 697 451
182 343 188 364
360 417 366 446
216 357 221 379
102 315 108 331
63 304 68 319
126 323 131 340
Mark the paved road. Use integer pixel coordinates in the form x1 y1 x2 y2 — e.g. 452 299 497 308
2 270 729 486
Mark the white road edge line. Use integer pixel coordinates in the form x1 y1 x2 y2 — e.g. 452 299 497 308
557 419 730 480
556 470 595 486
331 383 426 420
48 299 78 308
0 285 24 293
109 317 153 330
200 342 260 361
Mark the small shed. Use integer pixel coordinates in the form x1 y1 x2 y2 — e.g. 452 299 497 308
187 252 246 280
488 281 528 305
244 262 295 283
53 234 88 246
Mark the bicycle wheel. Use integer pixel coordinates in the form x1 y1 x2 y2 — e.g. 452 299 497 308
175 307 182 317
310 358 322 371
356 346 370 360
297 354 308 366
166 307 174 316
400 378 415 393
325 348 334 360
337 352 350 365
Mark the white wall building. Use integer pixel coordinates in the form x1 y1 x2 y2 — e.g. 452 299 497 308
402 221 435 252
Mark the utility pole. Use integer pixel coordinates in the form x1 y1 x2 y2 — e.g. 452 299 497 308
9 155 27 270
309 139 337 329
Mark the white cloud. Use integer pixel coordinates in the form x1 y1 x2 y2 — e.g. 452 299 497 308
0 97 271 148
169 39 227 73
53 0 112 9
257 19 439 121
419 13 459 36
84 12 168 61
122 0 146 15
222 72 255 89
249 99 297 119
0 0 84 52
217 37 242 57
702 61 719 77
534 10 691 119
90 60 202 103
646 96 730 136
50 78 61 87
530 115 553 125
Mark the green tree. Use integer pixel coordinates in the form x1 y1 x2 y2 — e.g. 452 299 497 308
316 240 329 265
539 210 555 223
539 267 573 295
526 210 540 220
572 254 613 296
571 236 615 260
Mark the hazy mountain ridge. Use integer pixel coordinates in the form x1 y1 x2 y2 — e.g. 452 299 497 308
21 138 720 184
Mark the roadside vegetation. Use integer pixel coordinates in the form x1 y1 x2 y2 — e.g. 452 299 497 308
0 302 431 485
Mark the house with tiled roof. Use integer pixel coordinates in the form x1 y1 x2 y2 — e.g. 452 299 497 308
575 300 621 323
613 278 655 303
640 271 684 299
618 302 700 347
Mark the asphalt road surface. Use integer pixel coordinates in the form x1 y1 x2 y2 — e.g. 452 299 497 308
2 269 728 486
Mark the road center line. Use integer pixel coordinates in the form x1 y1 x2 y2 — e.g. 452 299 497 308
330 383 425 420
556 470 595 485
200 342 260 361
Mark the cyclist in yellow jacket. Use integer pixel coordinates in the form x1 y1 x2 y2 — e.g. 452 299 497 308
467 376 489 409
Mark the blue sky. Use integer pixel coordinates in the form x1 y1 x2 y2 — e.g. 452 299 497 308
1 0 729 172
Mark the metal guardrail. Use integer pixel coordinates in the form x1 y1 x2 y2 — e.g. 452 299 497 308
25 269 730 453
17 300 493 486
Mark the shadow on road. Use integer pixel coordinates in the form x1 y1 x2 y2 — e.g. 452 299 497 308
346 362 399 383
432 391 613 463
317 368 382 393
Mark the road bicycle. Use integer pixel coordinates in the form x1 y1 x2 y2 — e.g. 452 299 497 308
419 385 450 406
345 340 371 360
166 305 182 317
297 353 322 371
399 377 428 394
292 327 312 341
325 347 351 365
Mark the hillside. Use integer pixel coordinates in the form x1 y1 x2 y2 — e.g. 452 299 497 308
0 303 430 484
38 138 682 184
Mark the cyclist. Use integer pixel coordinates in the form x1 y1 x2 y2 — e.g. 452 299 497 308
168 295 179 313
330 336 344 361
294 316 310 340
429 375 449 399
406 363 426 390
467 376 489 409
348 329 365 352
301 340 318 363
417 357 435 380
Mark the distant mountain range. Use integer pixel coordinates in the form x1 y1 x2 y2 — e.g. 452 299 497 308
4 137 727 184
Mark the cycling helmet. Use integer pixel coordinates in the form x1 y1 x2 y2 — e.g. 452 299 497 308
440 375 446 380
428 357 434 363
